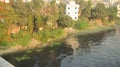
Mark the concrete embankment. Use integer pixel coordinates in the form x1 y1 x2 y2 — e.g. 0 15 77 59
0 57 15 67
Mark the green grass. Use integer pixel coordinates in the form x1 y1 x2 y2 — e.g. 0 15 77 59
0 41 9 47
33 28 64 43
14 55 31 62
12 31 32 46
75 19 89 30
49 42 61 48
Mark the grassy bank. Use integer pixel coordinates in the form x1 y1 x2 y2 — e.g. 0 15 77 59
0 20 120 55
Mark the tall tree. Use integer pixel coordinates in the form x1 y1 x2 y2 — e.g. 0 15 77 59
81 1 92 19
91 3 107 20
75 0 88 16
107 6 117 21
12 1 31 27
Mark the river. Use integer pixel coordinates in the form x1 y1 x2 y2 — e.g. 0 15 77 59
1 28 120 67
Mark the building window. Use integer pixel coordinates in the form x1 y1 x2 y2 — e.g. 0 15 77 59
68 12 70 15
75 12 77 14
68 7 70 9
75 17 77 19
75 7 77 9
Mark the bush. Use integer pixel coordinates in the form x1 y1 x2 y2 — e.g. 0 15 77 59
107 6 117 21
0 41 9 47
33 28 63 42
15 55 31 62
0 41 16 50
12 31 32 46
91 3 107 20
74 19 89 30
50 28 63 38
57 15 73 28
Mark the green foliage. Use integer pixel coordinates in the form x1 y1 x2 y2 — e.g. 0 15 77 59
107 6 117 21
75 0 88 10
33 28 63 42
0 0 117 48
0 23 10 42
0 2 18 24
57 15 73 28
15 55 31 62
41 15 49 24
59 4 66 15
75 19 89 30
81 2 92 19
12 31 32 46
91 3 107 20
0 24 14 48
50 0 56 7
12 1 33 26
50 28 63 38
0 41 16 49
0 41 9 47
49 42 61 47
32 0 44 9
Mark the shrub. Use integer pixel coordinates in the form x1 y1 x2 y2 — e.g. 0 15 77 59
50 28 63 38
0 41 9 47
15 55 31 62
12 31 32 46
57 15 73 28
33 28 63 42
75 19 89 30
0 41 16 50
91 3 107 20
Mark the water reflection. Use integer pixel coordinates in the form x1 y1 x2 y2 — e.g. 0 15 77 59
2 43 73 67
78 29 116 54
61 28 120 67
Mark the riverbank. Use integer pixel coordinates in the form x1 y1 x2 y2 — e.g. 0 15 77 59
0 21 120 55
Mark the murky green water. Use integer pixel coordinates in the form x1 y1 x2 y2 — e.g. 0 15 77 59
2 28 120 67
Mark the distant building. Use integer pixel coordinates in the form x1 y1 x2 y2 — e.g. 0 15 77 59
56 0 60 4
102 0 119 7
43 0 52 3
66 1 79 21
117 4 120 18
0 0 32 3
0 0 10 3
55 0 70 4
22 0 32 2
109 0 119 4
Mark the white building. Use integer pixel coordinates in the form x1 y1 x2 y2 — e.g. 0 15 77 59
117 4 120 17
66 1 79 21
43 0 52 3
22 0 32 2
0 0 32 3
0 0 10 3
56 0 60 4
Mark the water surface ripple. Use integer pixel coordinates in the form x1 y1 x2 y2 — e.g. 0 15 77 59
61 29 120 67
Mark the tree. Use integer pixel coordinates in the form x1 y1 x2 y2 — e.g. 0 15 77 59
58 4 66 15
50 0 56 7
75 0 88 16
81 1 92 19
107 6 117 21
0 2 18 24
75 19 89 30
91 3 107 20
57 15 73 28
12 1 33 27
32 0 44 9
